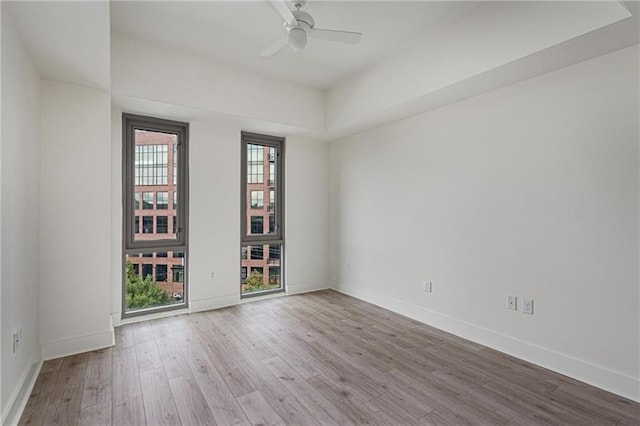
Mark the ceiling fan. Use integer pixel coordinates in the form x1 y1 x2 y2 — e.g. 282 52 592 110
261 0 363 57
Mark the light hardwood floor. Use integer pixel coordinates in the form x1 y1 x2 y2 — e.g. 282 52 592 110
19 290 640 425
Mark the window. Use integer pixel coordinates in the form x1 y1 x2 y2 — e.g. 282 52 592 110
141 264 153 279
157 192 168 209
251 246 263 260
247 144 263 184
123 114 189 317
157 216 168 233
135 144 168 186
241 132 284 297
173 143 178 185
250 216 263 234
142 192 154 209
132 263 139 275
142 216 153 233
269 267 280 285
156 265 168 282
269 162 275 186
172 265 184 283
251 191 263 209
269 245 280 260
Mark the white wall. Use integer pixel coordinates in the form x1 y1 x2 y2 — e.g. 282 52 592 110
285 136 330 294
1 5 41 421
329 46 639 401
40 80 113 359
110 114 330 321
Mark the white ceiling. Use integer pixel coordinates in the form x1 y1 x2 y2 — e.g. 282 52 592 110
6 1 111 90
110 1 479 89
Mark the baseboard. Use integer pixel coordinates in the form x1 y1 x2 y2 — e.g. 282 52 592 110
41 329 115 360
190 293 239 313
287 277 329 295
334 281 640 403
1 350 43 426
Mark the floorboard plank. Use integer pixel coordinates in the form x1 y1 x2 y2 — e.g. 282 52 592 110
42 353 88 425
80 351 112 411
182 343 247 426
112 346 146 426
169 374 215 425
78 401 111 426
236 391 285 426
140 367 181 425
18 362 60 426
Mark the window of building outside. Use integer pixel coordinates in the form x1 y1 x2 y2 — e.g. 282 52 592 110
251 246 263 260
269 267 280 284
157 192 168 209
157 216 168 233
241 132 284 297
251 216 263 234
251 190 263 209
142 192 153 209
123 114 189 317
156 264 168 282
142 216 153 234
142 264 152 279
269 245 280 260
172 265 184 283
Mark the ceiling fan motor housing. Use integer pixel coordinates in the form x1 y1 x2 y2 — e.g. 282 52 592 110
291 10 314 30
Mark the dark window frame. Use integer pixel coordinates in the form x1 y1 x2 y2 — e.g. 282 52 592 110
122 113 190 318
241 132 284 243
240 132 285 299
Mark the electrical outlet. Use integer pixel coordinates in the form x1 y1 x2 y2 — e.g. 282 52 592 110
522 298 534 315
507 296 517 311
209 272 215 279
420 280 432 292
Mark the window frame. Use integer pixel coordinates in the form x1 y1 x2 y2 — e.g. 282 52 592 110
123 114 189 250
241 132 284 244
122 113 190 318
240 132 285 299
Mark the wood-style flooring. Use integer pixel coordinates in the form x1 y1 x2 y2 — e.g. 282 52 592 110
19 290 640 425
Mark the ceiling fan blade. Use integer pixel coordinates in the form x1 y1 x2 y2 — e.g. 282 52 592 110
310 28 362 45
260 37 289 58
269 0 298 26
